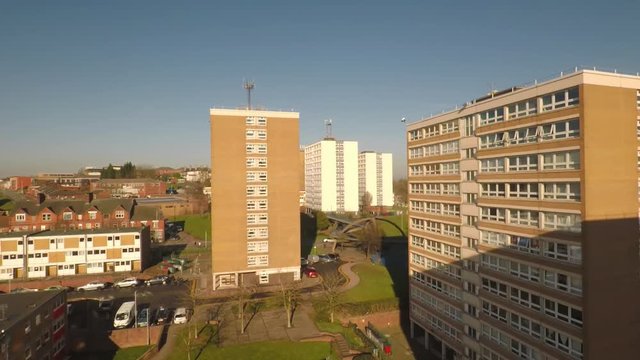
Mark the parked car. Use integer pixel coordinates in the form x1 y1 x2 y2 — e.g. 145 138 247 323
302 266 318 278
137 308 150 327
113 301 135 329
145 275 173 286
97 297 114 313
10 288 38 293
114 277 141 288
319 253 340 263
77 281 107 291
155 306 170 325
44 285 73 292
173 307 188 324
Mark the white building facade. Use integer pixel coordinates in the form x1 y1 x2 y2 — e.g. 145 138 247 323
358 151 394 208
304 139 359 212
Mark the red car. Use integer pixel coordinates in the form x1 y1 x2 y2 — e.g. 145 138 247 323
302 266 318 278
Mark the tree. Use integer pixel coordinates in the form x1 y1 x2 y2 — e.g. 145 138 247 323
321 273 343 323
235 281 255 334
393 179 408 206
101 164 117 179
315 210 330 231
361 191 372 215
359 220 382 260
119 161 136 178
279 276 300 328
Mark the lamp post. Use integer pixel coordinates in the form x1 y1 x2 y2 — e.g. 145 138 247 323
134 290 138 328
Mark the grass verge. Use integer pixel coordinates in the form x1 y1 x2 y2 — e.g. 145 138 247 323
113 345 152 360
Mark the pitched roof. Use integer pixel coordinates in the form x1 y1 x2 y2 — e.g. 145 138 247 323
9 198 135 216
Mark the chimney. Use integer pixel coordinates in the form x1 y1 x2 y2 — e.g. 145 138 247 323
86 192 94 204
37 193 46 205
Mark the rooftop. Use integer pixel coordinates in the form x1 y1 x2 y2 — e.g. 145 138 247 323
0 290 65 332
29 227 144 237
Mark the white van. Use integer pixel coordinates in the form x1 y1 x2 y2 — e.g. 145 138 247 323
113 301 136 329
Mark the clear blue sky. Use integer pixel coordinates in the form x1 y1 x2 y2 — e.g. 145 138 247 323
1 0 639 179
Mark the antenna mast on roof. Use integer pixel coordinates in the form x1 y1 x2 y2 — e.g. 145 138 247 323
243 80 255 110
324 119 333 140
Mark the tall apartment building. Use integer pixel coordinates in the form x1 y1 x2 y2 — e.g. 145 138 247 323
358 151 394 209
304 139 359 212
210 109 301 289
406 70 640 360
0 290 68 360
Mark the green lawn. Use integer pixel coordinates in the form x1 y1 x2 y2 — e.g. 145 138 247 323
113 345 152 360
173 214 211 240
341 263 397 303
376 215 406 236
168 325 332 360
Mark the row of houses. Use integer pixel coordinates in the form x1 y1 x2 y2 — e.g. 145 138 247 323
1 194 165 241
0 227 150 280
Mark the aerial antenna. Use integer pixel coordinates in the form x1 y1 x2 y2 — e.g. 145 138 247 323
324 119 333 139
243 80 255 110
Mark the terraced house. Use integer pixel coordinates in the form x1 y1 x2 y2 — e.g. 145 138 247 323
5 194 164 241
0 227 150 279
406 69 640 360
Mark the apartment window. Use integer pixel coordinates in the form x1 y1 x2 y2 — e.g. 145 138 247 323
115 210 125 219
424 164 438 175
245 129 267 140
481 183 505 197
508 155 538 171
481 231 508 246
441 120 459 134
544 241 582 263
509 236 540 254
544 328 583 358
442 183 459 195
408 147 423 159
464 171 476 181
510 261 540 282
425 183 440 194
442 225 460 240
479 107 504 126
544 298 583 327
425 144 439 156
541 87 579 111
482 278 508 298
542 150 580 170
464 115 476 136
543 182 580 201
543 120 580 142
482 301 508 323
441 141 459 154
479 132 506 149
481 254 508 272
481 207 506 222
544 270 582 295
507 126 538 145
62 212 73 221
510 287 542 311
425 125 439 137
441 162 458 175
409 129 424 141
543 212 581 232
42 213 52 221
247 241 269 253
464 148 476 159
442 203 460 216
246 185 268 197
508 99 537 119
15 213 26 222
246 157 268 168
480 158 504 172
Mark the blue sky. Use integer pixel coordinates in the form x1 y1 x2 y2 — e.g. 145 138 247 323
1 0 639 179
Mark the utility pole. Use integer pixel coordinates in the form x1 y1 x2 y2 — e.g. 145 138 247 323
244 80 255 110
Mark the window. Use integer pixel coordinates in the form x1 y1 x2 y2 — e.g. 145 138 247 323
15 213 26 222
481 231 508 246
508 155 538 171
545 328 583 358
509 236 540 254
509 209 539 227
246 129 267 140
62 212 73 221
544 241 582 263
441 162 459 175
544 270 582 295
88 211 97 220
441 141 459 154
246 143 267 154
42 213 52 221
482 301 508 323
543 183 580 201
246 157 268 168
507 126 538 145
510 261 540 282
464 116 476 136
441 120 459 134
541 87 579 111
482 277 508 298
479 132 506 149
442 225 460 240
442 183 459 195
508 99 537 119
544 298 583 327
543 212 581 232
480 158 504 172
441 203 460 216
246 185 268 197
542 150 580 170
115 210 125 219
481 207 506 222
541 119 580 140
247 241 269 253
479 107 505 126
481 183 505 197
510 287 542 311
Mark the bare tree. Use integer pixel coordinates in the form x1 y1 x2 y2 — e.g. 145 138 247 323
235 281 254 334
321 273 343 323
279 276 300 328
359 220 382 260
361 191 373 215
